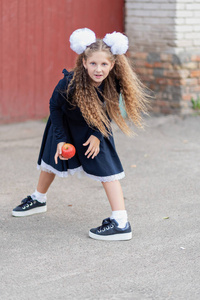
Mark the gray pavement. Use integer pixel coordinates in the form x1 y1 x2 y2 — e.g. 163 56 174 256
0 114 200 300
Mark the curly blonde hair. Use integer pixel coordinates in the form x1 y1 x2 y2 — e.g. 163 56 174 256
66 39 149 137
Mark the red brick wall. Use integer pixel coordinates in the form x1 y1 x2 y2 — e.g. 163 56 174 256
132 52 200 114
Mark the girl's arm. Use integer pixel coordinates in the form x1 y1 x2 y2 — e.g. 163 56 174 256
49 79 68 144
50 78 70 164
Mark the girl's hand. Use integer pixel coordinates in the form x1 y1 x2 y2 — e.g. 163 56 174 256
54 142 68 164
83 135 100 159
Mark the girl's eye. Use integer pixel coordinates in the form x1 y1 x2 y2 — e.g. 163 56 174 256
102 63 108 66
90 62 96 65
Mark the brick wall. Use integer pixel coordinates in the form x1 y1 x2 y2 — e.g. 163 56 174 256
125 0 200 114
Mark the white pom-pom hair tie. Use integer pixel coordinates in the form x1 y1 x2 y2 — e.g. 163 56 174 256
103 31 129 55
69 28 129 55
69 28 96 55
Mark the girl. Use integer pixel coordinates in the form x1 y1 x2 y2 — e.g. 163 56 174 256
12 28 148 241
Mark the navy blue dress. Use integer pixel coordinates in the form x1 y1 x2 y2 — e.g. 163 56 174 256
37 69 125 182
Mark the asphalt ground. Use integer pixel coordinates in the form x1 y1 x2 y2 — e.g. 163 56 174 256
0 114 200 300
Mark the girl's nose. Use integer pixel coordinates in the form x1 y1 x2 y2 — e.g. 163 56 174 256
96 65 101 72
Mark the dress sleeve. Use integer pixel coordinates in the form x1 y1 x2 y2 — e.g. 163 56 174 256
49 70 72 144
90 128 104 142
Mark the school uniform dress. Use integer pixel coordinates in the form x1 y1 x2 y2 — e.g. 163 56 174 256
37 69 125 182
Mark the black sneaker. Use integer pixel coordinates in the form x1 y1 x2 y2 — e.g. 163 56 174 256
12 196 47 217
89 218 132 241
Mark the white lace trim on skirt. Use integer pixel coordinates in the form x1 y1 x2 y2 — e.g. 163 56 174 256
37 159 125 182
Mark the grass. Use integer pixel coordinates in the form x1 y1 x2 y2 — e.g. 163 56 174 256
191 96 200 111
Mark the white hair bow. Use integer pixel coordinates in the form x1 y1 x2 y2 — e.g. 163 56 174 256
69 28 129 55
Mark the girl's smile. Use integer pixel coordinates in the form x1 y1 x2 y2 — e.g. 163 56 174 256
83 51 114 86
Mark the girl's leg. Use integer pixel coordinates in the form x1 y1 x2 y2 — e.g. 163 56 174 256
89 180 132 240
36 170 56 194
101 180 128 228
101 180 125 211
30 170 56 203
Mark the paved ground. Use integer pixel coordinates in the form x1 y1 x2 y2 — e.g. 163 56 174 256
0 114 200 300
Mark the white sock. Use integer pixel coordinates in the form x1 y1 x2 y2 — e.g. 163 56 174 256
110 210 128 228
31 190 47 203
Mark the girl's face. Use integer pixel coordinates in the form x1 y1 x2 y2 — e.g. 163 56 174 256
83 51 114 86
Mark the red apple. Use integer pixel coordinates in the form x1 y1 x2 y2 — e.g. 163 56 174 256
61 143 76 159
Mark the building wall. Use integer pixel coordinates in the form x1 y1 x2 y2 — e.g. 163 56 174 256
125 0 200 114
0 0 124 123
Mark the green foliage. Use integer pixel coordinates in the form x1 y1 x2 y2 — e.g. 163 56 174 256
191 96 200 110
41 116 49 123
